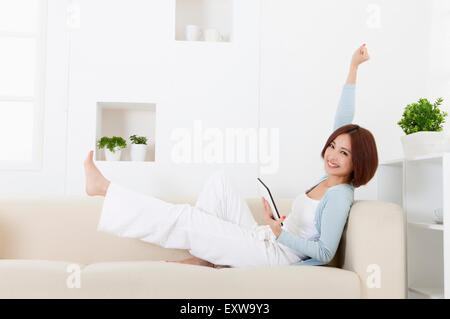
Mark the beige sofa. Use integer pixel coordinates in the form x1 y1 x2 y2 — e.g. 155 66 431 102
0 195 406 299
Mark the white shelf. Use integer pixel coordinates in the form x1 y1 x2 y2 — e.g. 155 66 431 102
379 158 403 166
173 40 232 45
380 152 449 166
175 0 233 42
95 102 156 162
95 160 155 165
408 221 444 231
377 152 449 299
409 286 444 299
407 153 444 164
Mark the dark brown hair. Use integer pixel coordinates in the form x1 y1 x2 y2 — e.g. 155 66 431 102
320 124 378 188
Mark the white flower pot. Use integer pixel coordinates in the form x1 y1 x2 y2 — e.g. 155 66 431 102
104 147 123 161
401 131 446 158
130 144 147 161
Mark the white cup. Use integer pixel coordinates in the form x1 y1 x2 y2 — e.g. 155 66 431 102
203 28 222 42
185 25 201 41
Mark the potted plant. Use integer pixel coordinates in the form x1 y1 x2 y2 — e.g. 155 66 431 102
96 136 127 161
129 134 148 161
397 97 447 158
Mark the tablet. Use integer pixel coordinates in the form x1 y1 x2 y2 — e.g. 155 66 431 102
257 178 283 226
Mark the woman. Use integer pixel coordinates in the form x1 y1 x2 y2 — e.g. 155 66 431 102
84 44 378 268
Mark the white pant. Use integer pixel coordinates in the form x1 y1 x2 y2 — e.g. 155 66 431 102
98 171 301 268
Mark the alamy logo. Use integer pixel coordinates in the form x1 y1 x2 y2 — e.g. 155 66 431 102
366 4 381 29
170 120 280 174
366 263 381 288
66 1 81 29
66 263 81 288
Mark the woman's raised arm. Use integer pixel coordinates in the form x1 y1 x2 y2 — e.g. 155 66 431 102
333 44 370 131
346 44 370 84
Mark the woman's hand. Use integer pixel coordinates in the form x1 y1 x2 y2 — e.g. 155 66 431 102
346 44 370 84
350 44 370 69
261 197 286 238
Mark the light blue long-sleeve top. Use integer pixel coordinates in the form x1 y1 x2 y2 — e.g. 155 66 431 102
275 83 356 266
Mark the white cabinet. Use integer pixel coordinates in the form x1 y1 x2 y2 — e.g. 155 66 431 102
378 153 450 299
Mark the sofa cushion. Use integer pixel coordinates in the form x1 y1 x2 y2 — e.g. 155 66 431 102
0 259 86 298
0 259 360 298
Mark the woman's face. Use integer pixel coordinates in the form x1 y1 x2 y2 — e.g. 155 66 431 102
324 133 353 181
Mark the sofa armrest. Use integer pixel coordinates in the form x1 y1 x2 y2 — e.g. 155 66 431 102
339 200 406 298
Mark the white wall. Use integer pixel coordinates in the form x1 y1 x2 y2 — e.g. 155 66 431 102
426 0 450 115
0 0 445 201
65 0 261 198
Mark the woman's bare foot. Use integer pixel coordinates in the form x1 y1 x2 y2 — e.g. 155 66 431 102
84 150 110 196
166 257 215 268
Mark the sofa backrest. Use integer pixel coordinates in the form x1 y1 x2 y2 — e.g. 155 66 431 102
0 195 405 298
0 195 194 264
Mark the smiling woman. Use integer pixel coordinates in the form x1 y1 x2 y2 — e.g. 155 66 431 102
84 44 379 268
321 124 378 188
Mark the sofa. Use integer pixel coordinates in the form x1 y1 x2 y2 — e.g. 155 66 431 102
0 195 406 299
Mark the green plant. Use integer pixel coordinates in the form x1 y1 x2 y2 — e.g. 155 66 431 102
96 136 127 153
129 134 148 145
397 97 447 135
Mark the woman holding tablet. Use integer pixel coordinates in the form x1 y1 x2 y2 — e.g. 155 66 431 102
84 44 378 268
